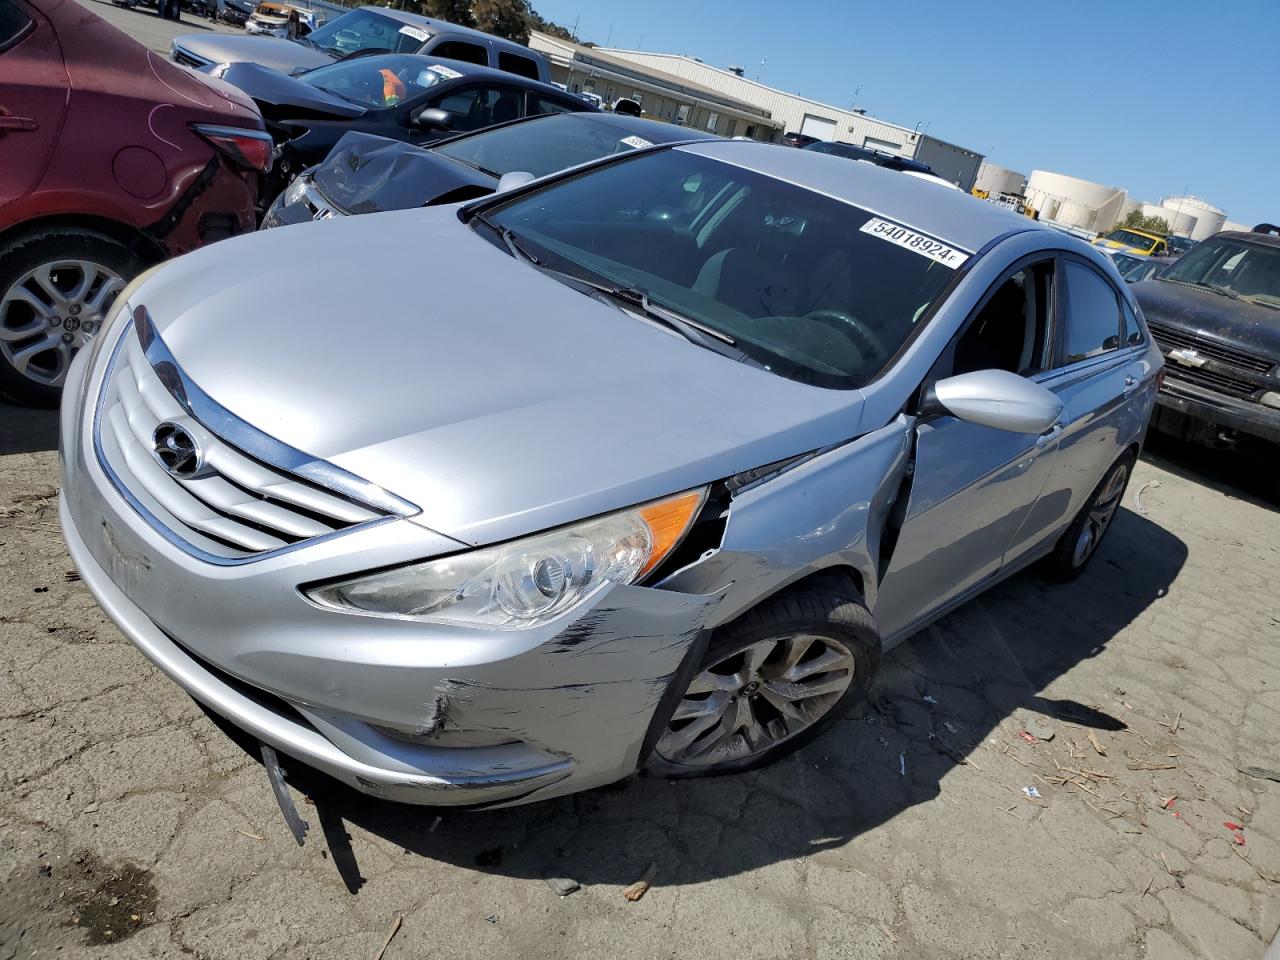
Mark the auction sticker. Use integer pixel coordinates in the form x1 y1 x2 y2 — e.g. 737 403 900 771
399 24 430 42
620 135 653 149
428 63 463 79
859 217 968 268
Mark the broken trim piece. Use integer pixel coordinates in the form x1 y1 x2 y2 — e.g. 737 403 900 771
261 743 309 846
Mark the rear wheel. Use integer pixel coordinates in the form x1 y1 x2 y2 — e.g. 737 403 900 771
0 230 141 407
1042 450 1135 580
647 585 880 777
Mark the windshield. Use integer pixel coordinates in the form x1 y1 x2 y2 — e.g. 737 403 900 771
302 55 449 109
480 150 964 388
304 9 427 57
1166 236 1196 255
1104 229 1158 249
437 115 677 179
1161 237 1280 308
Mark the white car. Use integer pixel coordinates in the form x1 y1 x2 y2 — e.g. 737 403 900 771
245 7 324 37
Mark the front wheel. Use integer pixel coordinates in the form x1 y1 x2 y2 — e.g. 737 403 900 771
647 586 880 777
1042 450 1136 580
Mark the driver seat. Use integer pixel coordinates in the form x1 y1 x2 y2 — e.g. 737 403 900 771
693 246 805 317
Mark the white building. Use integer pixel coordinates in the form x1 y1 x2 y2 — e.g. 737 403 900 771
974 162 1026 196
595 48 984 189
1160 196 1227 242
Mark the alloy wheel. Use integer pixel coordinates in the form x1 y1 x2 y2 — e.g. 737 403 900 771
1072 463 1128 567
656 633 855 766
0 259 124 387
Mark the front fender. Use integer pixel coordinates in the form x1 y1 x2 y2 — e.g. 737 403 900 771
660 415 915 631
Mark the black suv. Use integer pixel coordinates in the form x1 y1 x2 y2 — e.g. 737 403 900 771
1134 226 1280 449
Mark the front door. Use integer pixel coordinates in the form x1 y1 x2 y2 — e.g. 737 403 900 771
874 257 1062 641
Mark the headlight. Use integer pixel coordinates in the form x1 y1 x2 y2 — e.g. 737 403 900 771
282 173 310 207
307 488 706 628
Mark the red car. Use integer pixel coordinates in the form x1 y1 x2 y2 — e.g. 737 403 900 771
0 0 271 406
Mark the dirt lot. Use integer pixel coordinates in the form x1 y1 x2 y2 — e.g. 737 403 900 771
1 397 1278 960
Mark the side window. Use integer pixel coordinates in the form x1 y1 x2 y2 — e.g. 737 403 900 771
1060 261 1122 364
432 85 523 131
525 92 578 116
1122 300 1144 346
430 39 488 66
497 51 541 80
0 0 32 52
951 260 1055 377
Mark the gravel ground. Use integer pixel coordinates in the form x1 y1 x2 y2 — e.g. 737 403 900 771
1 396 1278 960
78 0 243 57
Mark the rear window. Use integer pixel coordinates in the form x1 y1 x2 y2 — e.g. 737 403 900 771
0 0 32 52
437 114 657 180
432 40 487 66
498 51 541 80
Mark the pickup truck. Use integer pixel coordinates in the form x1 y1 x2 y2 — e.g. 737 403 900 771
1134 226 1280 449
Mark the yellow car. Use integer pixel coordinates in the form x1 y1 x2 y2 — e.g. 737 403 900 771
1093 228 1170 257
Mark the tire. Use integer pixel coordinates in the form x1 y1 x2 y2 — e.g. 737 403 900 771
646 583 881 778
0 229 143 407
1041 449 1137 581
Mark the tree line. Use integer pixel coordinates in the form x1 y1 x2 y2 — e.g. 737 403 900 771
376 0 579 44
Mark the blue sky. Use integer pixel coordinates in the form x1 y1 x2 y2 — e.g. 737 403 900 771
532 0 1277 227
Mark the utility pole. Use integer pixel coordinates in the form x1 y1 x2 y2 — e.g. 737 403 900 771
756 56 766 81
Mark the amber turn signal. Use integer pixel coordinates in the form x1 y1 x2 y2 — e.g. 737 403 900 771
636 488 707 577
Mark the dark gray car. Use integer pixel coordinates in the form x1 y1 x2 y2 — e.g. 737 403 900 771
262 113 719 227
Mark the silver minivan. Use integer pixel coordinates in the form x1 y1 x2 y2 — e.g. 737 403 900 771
60 142 1162 808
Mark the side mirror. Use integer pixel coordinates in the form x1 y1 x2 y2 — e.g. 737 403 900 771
495 170 535 193
414 107 453 130
924 369 1063 434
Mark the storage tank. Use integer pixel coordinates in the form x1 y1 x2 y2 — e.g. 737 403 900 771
1141 202 1197 238
974 162 1025 196
1221 220 1251 234
1162 196 1226 241
1120 198 1141 222
1055 200 1099 231
1025 171 1126 234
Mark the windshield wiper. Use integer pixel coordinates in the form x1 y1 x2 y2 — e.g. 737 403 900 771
478 219 758 362
1193 281 1240 300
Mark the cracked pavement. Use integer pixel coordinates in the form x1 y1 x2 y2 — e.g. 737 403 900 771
1 402 1278 960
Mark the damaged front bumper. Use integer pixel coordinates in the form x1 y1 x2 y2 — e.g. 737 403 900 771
58 337 718 808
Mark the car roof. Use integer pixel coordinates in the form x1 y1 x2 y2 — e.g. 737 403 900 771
1114 227 1165 241
676 141 1036 252
578 113 720 142
1214 230 1280 250
358 5 536 50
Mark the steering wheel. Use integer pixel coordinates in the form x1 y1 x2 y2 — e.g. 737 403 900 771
802 309 889 366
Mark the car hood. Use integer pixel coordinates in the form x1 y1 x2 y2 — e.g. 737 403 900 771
174 32 334 74
1133 279 1280 360
217 62 366 120
128 207 866 545
314 132 495 214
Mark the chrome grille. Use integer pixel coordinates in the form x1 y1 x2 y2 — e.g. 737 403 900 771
1162 364 1258 400
1146 320 1273 374
171 46 211 69
95 322 388 560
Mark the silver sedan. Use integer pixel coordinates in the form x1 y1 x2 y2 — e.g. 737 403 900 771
59 142 1162 808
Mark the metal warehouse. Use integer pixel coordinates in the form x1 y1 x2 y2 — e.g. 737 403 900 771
596 47 985 189
529 33 784 141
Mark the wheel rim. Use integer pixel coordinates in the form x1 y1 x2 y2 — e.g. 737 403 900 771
655 632 855 767
1072 463 1128 567
0 259 125 387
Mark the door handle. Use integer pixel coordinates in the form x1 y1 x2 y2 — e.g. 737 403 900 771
1035 422 1064 446
1123 375 1140 395
0 114 38 132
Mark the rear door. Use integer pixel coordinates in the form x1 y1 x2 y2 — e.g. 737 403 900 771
0 1 67 212
1007 256 1149 562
